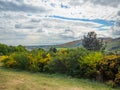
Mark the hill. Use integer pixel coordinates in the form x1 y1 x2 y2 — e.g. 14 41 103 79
55 40 82 48
55 37 120 51
106 38 120 51
25 37 120 51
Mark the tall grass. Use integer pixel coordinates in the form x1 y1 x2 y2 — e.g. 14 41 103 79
0 67 120 90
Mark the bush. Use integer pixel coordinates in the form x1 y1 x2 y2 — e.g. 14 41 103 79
1 45 120 87
12 53 30 70
28 55 39 72
44 49 68 73
44 57 67 73
97 55 120 86
44 47 89 76
1 52 39 71
79 52 103 78
1 54 17 68
115 71 120 86
65 48 89 77
38 53 51 72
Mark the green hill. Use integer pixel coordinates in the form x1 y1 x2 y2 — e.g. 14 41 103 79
105 38 120 51
55 37 120 51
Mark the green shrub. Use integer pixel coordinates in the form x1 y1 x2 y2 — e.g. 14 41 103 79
44 49 68 73
79 52 103 78
44 47 89 76
12 53 30 70
65 48 89 77
44 57 67 73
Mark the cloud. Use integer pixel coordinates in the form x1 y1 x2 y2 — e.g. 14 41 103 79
30 18 41 22
91 0 120 7
60 28 75 39
60 3 70 9
0 0 48 13
117 11 120 16
68 0 86 6
111 11 120 37
0 0 120 45
69 0 120 7
15 23 37 29
37 28 44 33
112 18 120 36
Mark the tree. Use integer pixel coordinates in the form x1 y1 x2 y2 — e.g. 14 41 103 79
82 32 103 51
49 47 57 53
0 43 8 55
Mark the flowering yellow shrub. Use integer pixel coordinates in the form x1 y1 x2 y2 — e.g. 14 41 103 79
43 53 51 63
0 56 8 62
1 54 17 68
115 71 120 85
97 55 120 87
28 54 39 72
5 59 17 68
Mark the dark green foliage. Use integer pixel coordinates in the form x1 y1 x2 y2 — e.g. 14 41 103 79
44 49 68 73
13 52 30 70
49 47 57 53
82 32 103 51
45 47 89 76
0 43 8 55
0 44 28 55
65 48 89 77
45 57 67 73
15 45 27 52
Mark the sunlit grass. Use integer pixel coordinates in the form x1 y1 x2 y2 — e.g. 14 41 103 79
0 67 120 90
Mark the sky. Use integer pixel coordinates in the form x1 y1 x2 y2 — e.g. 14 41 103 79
0 0 120 45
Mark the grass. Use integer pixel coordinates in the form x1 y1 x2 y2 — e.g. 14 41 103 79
0 67 120 90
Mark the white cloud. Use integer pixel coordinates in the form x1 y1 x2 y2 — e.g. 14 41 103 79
112 16 120 37
0 0 120 45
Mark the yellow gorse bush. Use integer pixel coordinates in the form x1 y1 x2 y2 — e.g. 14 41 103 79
97 54 120 87
0 55 8 62
81 52 103 66
1 53 17 68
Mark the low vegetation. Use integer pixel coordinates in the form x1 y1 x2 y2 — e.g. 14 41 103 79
0 47 120 87
0 67 120 90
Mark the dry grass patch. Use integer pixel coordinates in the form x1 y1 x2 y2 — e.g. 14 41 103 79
0 67 120 90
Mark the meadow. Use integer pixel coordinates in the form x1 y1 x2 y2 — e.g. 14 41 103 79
0 67 120 90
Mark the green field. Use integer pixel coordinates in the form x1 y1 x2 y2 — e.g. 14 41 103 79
0 67 120 90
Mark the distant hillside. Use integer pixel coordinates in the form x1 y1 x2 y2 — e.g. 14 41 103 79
106 37 120 51
55 40 82 48
55 37 120 51
25 37 120 51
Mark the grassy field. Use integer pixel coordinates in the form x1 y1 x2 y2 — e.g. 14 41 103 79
0 68 120 90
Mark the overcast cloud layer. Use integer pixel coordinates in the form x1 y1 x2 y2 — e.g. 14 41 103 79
0 0 120 45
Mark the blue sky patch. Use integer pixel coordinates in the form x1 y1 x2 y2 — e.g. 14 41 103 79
49 15 114 26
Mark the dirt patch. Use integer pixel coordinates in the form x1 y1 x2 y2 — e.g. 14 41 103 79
0 84 6 90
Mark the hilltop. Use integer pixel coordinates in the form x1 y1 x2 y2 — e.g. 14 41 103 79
55 37 120 51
